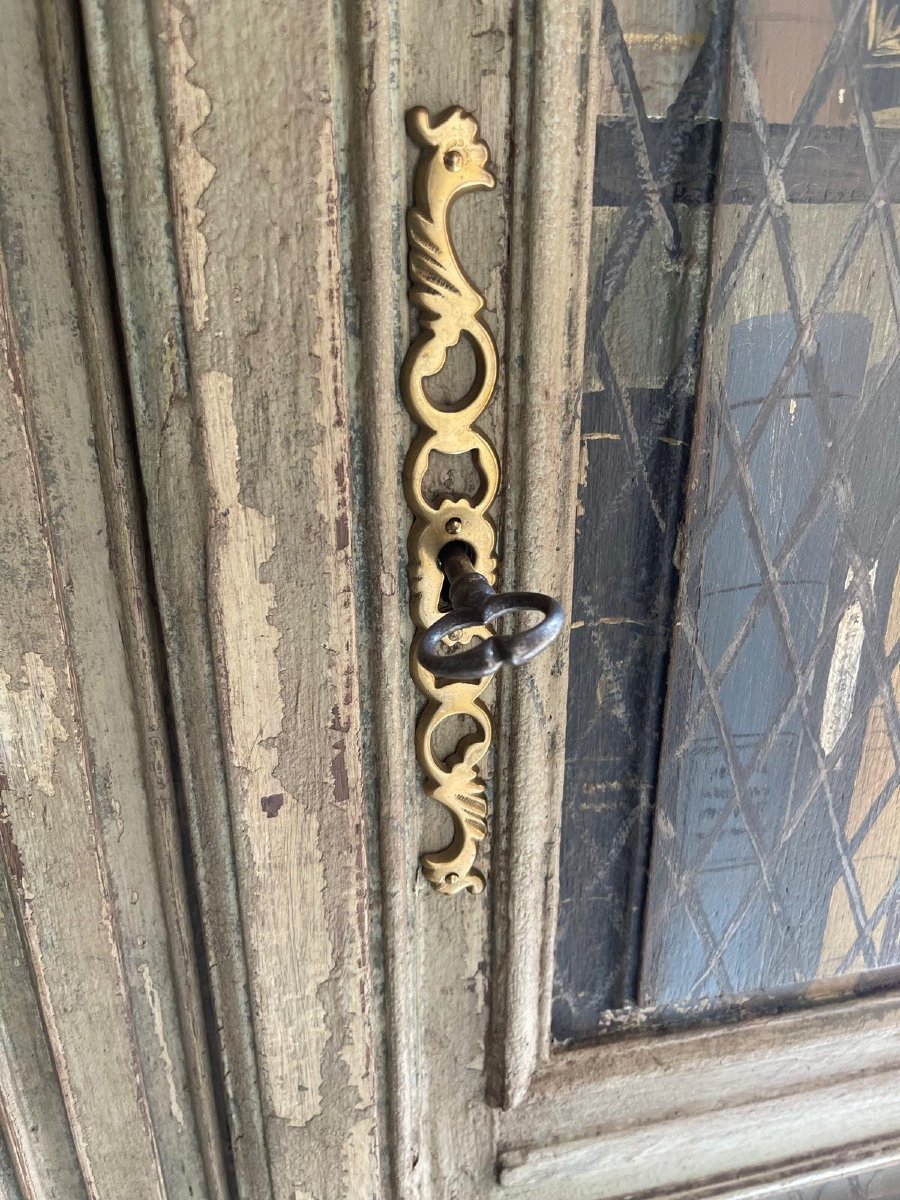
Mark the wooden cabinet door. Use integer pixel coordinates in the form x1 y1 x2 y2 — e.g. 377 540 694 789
4 1 900 1199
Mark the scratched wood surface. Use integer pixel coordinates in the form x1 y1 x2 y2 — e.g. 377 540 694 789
71 0 525 1194
65 0 605 1195
82 0 381 1195
0 1 222 1195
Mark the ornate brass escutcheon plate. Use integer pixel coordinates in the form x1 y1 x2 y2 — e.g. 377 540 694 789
401 105 499 895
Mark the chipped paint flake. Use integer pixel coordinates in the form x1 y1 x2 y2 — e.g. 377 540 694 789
0 652 69 797
139 963 185 1129
201 370 330 1125
160 3 215 332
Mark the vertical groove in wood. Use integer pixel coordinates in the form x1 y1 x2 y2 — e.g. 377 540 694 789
489 0 602 1108
78 0 272 1193
83 0 388 1194
147 1 380 1194
0 118 165 1200
36 3 230 1195
0 866 86 1200
0 1 218 1194
330 1 419 1196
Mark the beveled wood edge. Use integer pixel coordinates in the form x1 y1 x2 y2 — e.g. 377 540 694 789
488 0 603 1110
79 0 268 1191
497 990 900 1194
531 986 900 1099
498 1130 900 1197
330 1 420 1196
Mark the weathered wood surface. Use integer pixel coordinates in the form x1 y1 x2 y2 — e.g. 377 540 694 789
0 861 83 1198
499 991 900 1199
0 0 221 1195
488 0 601 1108
0 1131 24 1200
83 0 601 1191
83 0 382 1195
79 0 267 1188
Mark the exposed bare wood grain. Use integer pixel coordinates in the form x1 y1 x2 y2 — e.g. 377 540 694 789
14 1 900 1199
499 1125 900 1198
499 993 900 1197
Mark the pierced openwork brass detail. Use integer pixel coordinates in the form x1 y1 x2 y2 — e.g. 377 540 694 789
401 105 499 895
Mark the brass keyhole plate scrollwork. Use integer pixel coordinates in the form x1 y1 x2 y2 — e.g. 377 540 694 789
401 105 499 895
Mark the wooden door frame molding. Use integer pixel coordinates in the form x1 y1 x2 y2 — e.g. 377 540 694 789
501 1133 900 1199
0 2 226 1193
498 993 900 1195
486 0 603 1114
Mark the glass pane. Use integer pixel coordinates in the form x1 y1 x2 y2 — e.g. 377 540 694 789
554 0 900 1040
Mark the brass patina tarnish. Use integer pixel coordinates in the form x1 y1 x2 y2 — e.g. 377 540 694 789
402 105 499 895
